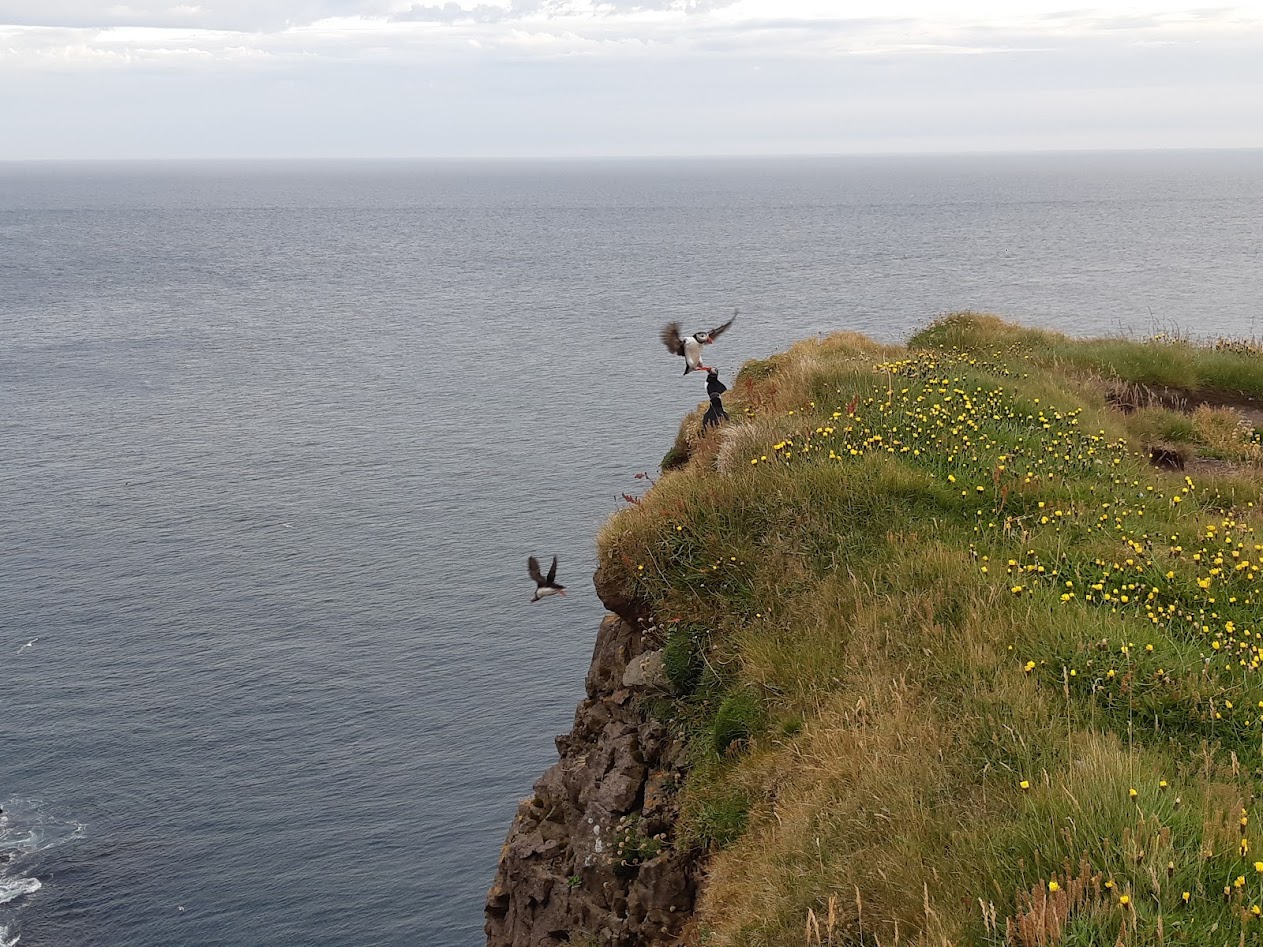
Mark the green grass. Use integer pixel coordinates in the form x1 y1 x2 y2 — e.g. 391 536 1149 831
594 315 1263 946
910 312 1263 399
711 690 764 755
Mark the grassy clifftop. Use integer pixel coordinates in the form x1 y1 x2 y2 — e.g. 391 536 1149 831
596 314 1263 946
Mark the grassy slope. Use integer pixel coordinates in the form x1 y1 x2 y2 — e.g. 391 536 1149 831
597 315 1263 946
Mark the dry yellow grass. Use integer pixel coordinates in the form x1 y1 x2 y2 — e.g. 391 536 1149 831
1191 405 1263 464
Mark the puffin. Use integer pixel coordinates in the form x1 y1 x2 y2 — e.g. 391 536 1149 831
660 309 738 375
528 555 566 602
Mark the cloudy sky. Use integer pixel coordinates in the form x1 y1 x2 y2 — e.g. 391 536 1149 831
2 1 1262 158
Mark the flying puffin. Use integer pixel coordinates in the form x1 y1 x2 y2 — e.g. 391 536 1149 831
660 309 738 375
527 555 566 602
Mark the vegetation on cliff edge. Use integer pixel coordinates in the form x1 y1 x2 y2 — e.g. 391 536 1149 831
597 313 1263 946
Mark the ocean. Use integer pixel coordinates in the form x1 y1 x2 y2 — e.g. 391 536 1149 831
2 152 1261 946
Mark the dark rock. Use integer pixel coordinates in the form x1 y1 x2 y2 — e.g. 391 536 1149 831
642 770 676 820
622 650 668 693
625 850 697 936
586 615 642 698
485 615 701 947
592 565 650 629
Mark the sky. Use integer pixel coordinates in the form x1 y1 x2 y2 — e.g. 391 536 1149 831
1 1 1262 158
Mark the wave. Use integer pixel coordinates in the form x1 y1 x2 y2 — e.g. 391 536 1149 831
0 800 85 859
0 922 18 947
0 880 39 907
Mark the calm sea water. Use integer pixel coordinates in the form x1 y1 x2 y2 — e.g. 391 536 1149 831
2 152 1262 946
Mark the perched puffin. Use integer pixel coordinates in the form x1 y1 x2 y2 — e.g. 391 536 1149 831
660 309 738 375
702 370 729 430
528 555 566 602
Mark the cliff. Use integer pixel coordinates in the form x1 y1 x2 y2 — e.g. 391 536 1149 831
485 601 700 946
488 314 1263 947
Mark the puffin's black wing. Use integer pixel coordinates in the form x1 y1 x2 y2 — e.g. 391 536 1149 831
660 322 685 357
545 556 558 586
708 308 738 342
528 556 545 586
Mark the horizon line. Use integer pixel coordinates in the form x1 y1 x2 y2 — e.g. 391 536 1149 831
3 145 1263 164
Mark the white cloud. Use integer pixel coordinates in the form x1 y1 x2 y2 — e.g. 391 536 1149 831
0 2 1256 69
1 1 1261 156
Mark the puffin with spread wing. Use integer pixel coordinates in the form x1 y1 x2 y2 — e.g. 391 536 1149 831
660 309 738 375
527 555 566 603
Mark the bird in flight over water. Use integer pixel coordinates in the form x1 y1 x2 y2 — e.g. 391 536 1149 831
661 309 738 375
528 556 566 602
16 637 40 654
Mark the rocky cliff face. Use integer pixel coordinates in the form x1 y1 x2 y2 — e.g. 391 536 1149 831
485 577 701 947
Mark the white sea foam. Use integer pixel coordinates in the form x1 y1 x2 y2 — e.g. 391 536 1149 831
0 878 40 906
0 798 84 946
0 800 84 858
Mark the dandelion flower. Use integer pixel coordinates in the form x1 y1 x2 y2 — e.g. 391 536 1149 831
1020 780 1030 791
1048 881 1060 893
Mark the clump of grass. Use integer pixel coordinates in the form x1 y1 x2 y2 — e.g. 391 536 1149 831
736 356 778 384
662 624 705 694
1123 406 1197 445
711 690 763 755
681 779 752 850
661 406 707 470
599 314 1263 946
1192 405 1263 463
1006 856 1108 946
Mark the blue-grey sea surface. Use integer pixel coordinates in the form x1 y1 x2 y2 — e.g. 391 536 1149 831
2 152 1262 947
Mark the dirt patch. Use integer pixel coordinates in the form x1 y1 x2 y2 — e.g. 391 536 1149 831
1105 381 1263 428
1185 456 1239 474
1147 445 1188 471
